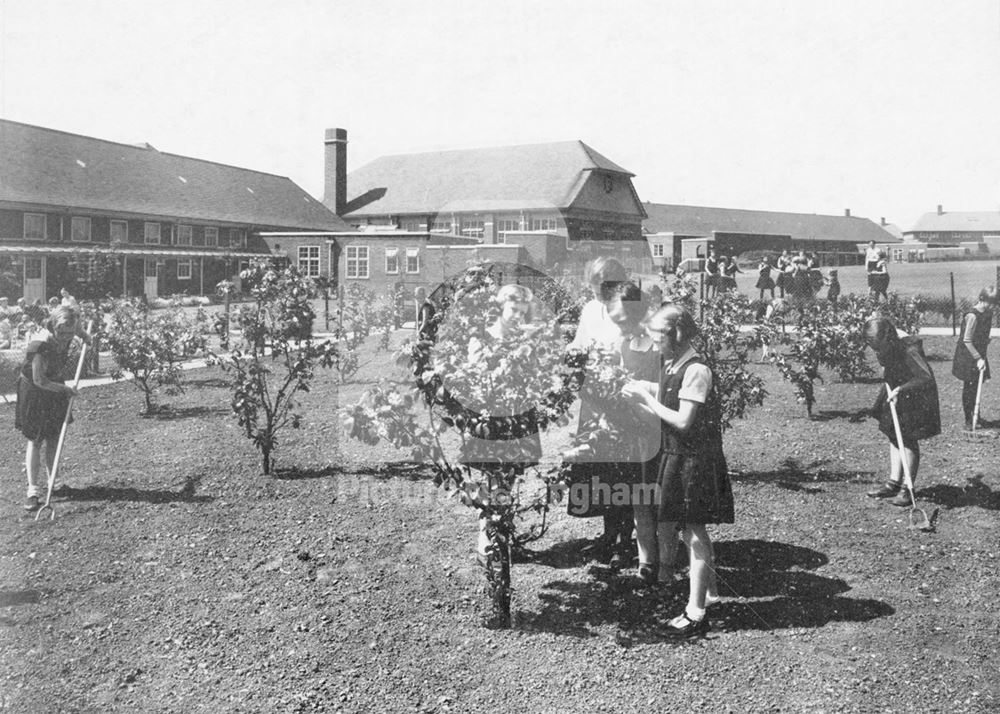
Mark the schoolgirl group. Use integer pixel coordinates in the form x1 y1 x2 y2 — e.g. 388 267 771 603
531 256 994 639
705 248 842 311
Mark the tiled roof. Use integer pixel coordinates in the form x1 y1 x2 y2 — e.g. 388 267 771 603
907 211 1000 233
642 203 900 244
0 119 348 231
344 140 636 217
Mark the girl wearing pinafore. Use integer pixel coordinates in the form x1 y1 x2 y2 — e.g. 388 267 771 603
623 304 732 638
864 318 941 506
952 287 997 429
756 259 775 301
14 306 88 510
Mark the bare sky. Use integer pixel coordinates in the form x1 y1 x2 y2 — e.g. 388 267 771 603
2 0 999 229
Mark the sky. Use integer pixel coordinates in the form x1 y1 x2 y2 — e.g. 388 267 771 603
2 0 1000 230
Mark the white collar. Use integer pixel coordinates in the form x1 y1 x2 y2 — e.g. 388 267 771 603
664 345 698 374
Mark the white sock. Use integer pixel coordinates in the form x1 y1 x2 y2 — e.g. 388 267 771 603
685 604 706 622
26 485 39 498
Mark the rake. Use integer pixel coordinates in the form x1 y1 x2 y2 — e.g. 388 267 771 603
35 323 93 522
965 369 988 442
886 384 934 532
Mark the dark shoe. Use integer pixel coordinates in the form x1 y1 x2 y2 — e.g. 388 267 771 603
867 481 901 499
23 495 40 511
662 612 710 640
631 564 657 588
888 490 912 508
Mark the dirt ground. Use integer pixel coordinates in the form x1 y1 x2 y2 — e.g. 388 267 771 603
1 333 998 713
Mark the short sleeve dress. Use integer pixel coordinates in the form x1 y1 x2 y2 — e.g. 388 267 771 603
655 354 734 525
15 337 71 441
952 307 993 383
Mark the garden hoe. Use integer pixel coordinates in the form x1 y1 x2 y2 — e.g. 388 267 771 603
886 384 934 532
36 322 93 522
965 369 987 442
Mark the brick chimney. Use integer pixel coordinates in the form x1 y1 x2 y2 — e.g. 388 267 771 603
844 208 851 217
324 128 348 215
937 204 943 215
880 217 886 226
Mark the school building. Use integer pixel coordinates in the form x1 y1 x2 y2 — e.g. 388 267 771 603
0 119 350 302
642 203 900 271
902 205 1000 259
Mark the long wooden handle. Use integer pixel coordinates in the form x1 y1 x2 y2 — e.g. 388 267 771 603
43 321 94 507
972 368 985 430
885 383 915 497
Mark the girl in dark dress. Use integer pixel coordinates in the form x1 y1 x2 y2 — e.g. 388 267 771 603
623 304 732 638
718 256 742 293
704 250 720 298
863 318 941 506
952 287 997 429
15 306 90 510
756 258 776 301
775 250 792 297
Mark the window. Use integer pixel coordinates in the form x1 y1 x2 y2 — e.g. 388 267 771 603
460 218 484 239
70 217 92 242
24 213 46 240
385 247 399 274
25 257 44 279
177 225 193 246
431 219 452 232
652 243 665 257
405 247 420 274
177 260 192 279
530 217 558 231
298 245 321 277
144 222 161 245
229 228 246 248
401 221 421 232
144 259 159 278
497 218 520 243
110 220 128 244
205 227 218 247
345 246 369 279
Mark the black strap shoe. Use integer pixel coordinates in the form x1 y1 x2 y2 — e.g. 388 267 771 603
662 612 710 640
867 481 901 499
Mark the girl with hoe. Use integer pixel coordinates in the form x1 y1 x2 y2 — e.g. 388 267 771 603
623 304 733 639
15 306 91 510
864 317 940 506
952 287 998 430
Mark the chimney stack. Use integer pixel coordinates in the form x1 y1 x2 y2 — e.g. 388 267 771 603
324 128 348 215
937 204 943 215
844 208 851 217
880 217 886 226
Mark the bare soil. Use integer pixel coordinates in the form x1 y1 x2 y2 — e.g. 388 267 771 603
1 333 998 713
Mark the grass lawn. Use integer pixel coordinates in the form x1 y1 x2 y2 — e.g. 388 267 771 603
1 331 998 712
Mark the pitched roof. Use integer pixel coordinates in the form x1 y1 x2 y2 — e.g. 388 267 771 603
642 202 900 244
344 140 635 217
0 119 348 231
907 211 1000 234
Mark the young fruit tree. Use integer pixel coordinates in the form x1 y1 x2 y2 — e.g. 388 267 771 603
343 267 581 628
209 261 339 475
105 298 210 414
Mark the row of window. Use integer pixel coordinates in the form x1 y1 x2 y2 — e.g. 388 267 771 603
401 216 561 236
22 214 247 248
344 246 420 279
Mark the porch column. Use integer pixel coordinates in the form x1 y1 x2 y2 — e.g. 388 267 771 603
122 255 128 297
199 256 204 296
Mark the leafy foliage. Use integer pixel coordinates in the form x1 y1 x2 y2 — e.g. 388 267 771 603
105 299 210 414
209 261 338 475
330 283 398 382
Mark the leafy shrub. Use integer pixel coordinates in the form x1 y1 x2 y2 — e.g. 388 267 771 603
105 299 210 414
210 261 338 475
0 352 19 400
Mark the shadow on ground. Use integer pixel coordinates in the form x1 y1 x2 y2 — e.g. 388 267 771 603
57 475 209 504
919 475 1000 510
519 538 894 641
736 458 871 489
0 589 41 607
273 462 431 482
150 405 229 420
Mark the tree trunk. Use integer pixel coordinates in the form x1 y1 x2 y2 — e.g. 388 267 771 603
478 513 512 629
262 448 271 476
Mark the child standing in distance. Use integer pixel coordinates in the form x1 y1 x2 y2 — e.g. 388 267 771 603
704 250 720 298
952 287 998 430
864 317 940 506
775 250 792 298
825 269 841 308
756 257 776 301
623 304 733 638
718 255 742 293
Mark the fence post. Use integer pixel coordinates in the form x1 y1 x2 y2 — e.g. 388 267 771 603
699 272 705 323
950 272 956 337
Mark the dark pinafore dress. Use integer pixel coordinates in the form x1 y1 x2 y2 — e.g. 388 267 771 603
655 357 734 525
952 307 993 383
14 337 71 441
756 265 775 290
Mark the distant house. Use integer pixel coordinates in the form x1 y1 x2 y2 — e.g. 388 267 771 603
322 129 649 281
642 203 900 269
0 119 349 302
904 205 1000 256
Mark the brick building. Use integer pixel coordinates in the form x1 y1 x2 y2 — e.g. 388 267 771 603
0 119 349 302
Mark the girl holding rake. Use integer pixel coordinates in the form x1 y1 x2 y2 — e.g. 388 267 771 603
14 306 91 511
623 303 733 639
864 317 940 506
952 287 997 431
